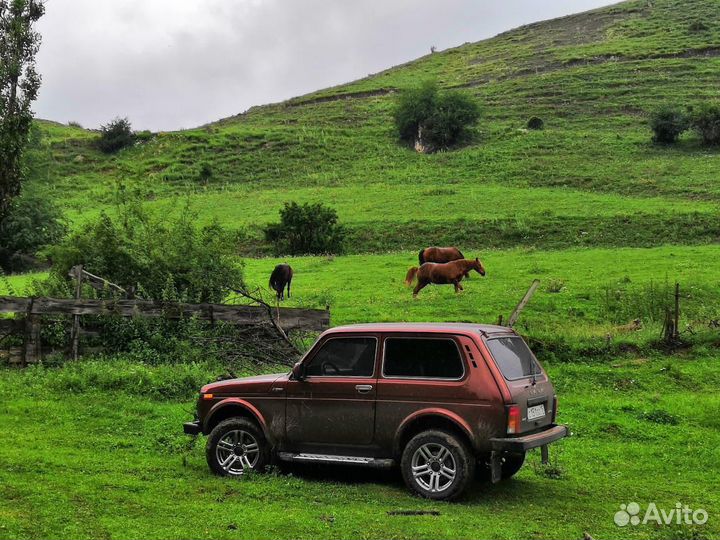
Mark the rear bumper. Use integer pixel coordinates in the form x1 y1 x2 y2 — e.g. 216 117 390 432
489 424 568 453
183 420 202 435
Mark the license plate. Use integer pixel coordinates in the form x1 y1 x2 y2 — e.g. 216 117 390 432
527 404 546 420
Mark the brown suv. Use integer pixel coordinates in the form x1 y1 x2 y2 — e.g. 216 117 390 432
183 323 567 500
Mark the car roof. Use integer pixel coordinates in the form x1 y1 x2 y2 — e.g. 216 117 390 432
323 322 516 337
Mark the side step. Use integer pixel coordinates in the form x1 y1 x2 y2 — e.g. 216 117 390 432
277 452 395 469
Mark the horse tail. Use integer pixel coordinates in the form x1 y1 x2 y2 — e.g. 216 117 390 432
405 267 419 286
457 249 465 260
418 249 425 266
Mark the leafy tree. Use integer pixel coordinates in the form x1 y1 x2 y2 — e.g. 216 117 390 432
649 106 689 144
46 202 244 303
264 201 345 255
691 102 720 145
393 81 479 152
97 117 135 153
0 186 67 272
0 0 44 220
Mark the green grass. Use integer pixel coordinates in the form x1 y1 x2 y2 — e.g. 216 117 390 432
25 0 720 253
1 353 718 540
238 245 720 352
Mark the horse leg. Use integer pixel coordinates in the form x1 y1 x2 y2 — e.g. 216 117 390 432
413 280 428 298
454 280 464 293
287 278 291 299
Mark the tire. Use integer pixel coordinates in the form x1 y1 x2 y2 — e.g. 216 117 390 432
206 418 270 477
477 451 526 481
400 430 475 501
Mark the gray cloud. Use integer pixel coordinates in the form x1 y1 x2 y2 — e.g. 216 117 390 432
35 0 616 131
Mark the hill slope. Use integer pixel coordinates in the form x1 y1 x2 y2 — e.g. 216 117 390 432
29 0 720 253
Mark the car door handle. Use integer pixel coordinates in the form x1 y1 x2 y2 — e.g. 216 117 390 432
355 384 373 393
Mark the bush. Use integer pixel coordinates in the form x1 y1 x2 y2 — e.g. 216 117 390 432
45 201 243 302
649 106 689 143
691 102 720 145
0 187 67 272
198 162 213 184
97 117 135 153
527 116 544 130
688 20 709 32
264 201 345 255
393 81 479 152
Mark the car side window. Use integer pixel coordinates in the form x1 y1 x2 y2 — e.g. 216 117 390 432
383 337 464 379
304 337 377 377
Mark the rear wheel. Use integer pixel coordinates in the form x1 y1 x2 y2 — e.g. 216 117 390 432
401 430 474 500
206 418 270 476
477 451 526 481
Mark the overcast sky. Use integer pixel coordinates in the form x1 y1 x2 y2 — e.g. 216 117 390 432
35 0 617 131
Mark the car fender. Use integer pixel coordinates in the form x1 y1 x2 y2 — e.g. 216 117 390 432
394 408 476 453
203 398 271 441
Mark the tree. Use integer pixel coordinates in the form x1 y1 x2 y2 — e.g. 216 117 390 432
264 201 345 255
393 81 479 152
649 106 689 144
97 117 135 153
0 185 67 272
46 202 244 303
691 102 720 145
0 0 44 220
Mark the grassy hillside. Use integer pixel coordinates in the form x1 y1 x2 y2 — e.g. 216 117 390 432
27 0 720 253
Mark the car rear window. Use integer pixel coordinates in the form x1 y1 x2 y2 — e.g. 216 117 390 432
486 336 540 380
383 338 464 379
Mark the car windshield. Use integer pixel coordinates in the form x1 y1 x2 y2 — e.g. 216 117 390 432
486 336 540 380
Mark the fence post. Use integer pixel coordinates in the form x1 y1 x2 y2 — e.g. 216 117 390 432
22 299 41 366
70 265 83 360
674 283 680 340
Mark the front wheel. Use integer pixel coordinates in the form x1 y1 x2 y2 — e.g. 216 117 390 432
400 430 475 500
206 418 270 476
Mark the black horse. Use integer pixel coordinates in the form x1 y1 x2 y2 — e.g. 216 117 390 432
269 264 293 301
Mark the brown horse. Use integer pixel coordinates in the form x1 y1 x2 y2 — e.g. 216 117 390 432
269 263 293 301
419 246 469 278
419 246 464 265
405 258 486 297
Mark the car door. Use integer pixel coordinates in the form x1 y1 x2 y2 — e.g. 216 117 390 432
285 334 379 449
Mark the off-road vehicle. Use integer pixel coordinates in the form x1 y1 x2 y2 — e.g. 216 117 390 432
184 323 567 500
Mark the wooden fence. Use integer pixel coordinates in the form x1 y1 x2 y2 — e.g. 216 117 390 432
0 296 330 366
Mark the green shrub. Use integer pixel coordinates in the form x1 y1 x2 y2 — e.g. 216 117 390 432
264 201 345 255
691 102 720 145
97 117 135 153
688 20 709 32
649 106 689 143
393 81 479 151
546 278 565 293
197 162 213 184
527 116 544 130
45 201 243 302
0 187 68 272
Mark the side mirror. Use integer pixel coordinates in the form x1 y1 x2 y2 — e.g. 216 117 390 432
291 362 305 381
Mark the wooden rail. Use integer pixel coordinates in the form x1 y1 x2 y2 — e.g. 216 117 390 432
0 297 330 332
0 296 330 366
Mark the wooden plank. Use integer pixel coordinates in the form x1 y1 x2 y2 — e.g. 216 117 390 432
507 279 541 328
69 265 127 295
0 297 330 332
